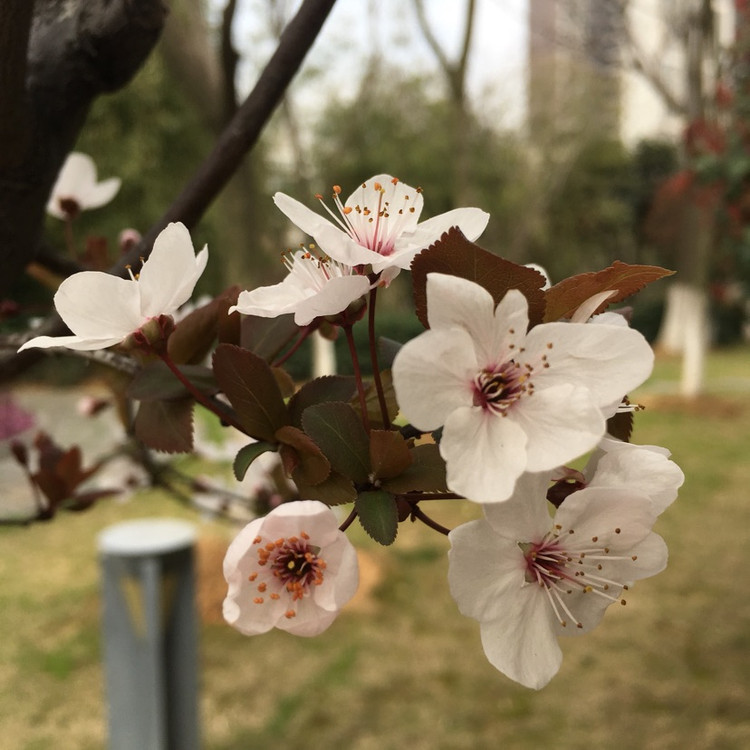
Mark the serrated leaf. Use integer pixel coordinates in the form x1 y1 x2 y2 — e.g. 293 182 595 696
294 472 357 506
134 397 194 453
606 406 634 443
212 344 288 441
356 490 398 545
126 362 218 401
276 425 331 486
287 375 358 428
233 441 276 481
411 227 548 328
543 262 675 322
351 370 399 430
273 367 296 399
369 430 413 480
382 443 448 494
301 402 371 483
240 313 300 362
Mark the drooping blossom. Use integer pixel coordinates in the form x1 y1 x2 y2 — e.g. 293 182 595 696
273 174 490 274
391 273 654 503
223 500 359 636
582 437 684 514
448 471 669 689
18 223 208 352
46 152 121 220
231 249 370 326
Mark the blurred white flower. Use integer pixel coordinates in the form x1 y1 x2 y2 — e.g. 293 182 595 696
448 471 669 689
223 500 359 637
274 174 489 274
46 152 121 220
18 223 208 352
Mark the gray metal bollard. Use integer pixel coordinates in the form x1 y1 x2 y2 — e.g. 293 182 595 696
98 519 200 750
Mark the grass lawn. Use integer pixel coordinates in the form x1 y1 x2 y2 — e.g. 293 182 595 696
2 348 750 749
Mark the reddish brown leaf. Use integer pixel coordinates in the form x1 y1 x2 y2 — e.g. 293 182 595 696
134 397 194 453
544 262 675 322
369 430 413 481
411 228 548 327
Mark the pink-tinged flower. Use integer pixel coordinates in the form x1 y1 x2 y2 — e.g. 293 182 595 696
273 174 489 274
391 273 654 503
223 500 359 636
18 223 208 352
230 249 370 326
448 472 669 689
46 152 121 220
583 437 684 514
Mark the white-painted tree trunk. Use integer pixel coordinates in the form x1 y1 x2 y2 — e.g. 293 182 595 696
312 332 337 378
657 282 708 397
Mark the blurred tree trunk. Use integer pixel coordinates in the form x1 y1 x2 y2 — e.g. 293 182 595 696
412 0 477 206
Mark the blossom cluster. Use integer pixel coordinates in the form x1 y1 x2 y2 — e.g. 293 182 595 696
20 157 683 689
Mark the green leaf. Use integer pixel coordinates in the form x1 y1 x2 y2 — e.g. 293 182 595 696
411 227 548 327
233 441 276 481
382 443 448 494
369 430 413 481
127 362 218 401
212 344 288 441
301 402 371 483
543 261 675 322
276 425 331 486
351 371 399 430
295 472 357 506
356 490 398 545
287 375 358 428
133 397 194 453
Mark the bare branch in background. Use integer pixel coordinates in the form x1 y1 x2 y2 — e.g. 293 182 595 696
221 0 240 122
0 0 338 383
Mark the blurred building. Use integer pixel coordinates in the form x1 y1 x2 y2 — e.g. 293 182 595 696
528 0 735 145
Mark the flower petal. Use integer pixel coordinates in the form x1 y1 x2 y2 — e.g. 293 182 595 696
441 405 529 502
403 206 489 249
292 275 370 325
81 176 121 210
479 589 562 690
53 272 142 340
511 384 605 472
274 192 338 237
392 328 477 431
483 472 555 540
525 322 654 407
231 276 311 319
138 223 208 317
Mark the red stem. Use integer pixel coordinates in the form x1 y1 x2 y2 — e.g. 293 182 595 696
343 324 371 432
367 286 391 428
159 352 248 434
410 504 451 536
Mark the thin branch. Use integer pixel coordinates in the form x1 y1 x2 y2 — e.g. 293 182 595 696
221 0 240 122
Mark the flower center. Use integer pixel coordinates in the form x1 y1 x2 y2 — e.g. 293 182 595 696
315 178 421 257
282 246 356 291
249 531 327 619
520 524 637 628
473 361 531 414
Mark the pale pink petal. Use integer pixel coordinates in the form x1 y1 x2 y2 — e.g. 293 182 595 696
82 176 121 210
292 275 370 325
586 440 684 514
139 223 208 317
448 519 524 620
483 473 556 540
314 224 384 267
232 277 313 319
403 206 489 249
511 384 605 472
441 405 529 502
479 588 562 690
570 290 618 323
345 174 424 227
54 272 141 339
18 333 126 352
392 328 476 431
274 192 338 237
525 322 654 407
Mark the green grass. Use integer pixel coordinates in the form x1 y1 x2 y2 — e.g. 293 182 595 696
3 348 750 749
